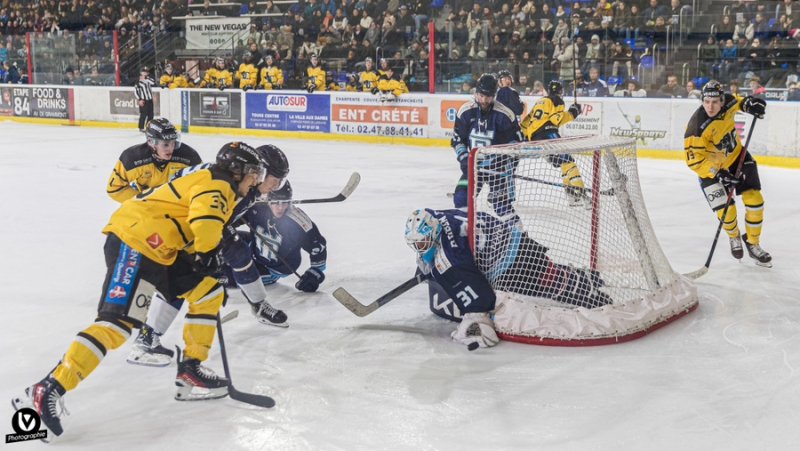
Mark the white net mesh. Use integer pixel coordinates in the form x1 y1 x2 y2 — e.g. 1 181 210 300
469 136 698 345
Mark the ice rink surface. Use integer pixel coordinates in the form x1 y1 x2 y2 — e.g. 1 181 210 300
1 122 799 450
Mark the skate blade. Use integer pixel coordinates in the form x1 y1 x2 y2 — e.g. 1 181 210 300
174 384 229 401
755 260 773 268
127 349 172 367
255 318 290 328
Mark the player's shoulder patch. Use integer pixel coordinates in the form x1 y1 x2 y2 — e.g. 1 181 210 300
492 101 517 122
172 143 203 166
118 143 154 170
456 100 477 117
286 206 313 232
684 107 710 139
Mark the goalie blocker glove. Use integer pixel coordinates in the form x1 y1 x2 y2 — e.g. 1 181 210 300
741 95 766 118
296 267 325 292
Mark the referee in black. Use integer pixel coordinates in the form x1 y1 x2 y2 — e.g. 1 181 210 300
135 67 154 132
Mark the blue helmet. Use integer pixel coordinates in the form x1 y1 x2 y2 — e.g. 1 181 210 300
405 209 442 264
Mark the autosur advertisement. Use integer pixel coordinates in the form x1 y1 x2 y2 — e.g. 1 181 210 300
245 93 330 132
330 94 428 138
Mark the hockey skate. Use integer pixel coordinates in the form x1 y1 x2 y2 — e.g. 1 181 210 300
250 301 288 328
566 187 591 209
174 348 229 401
743 234 772 268
12 377 68 441
729 235 744 259
127 324 175 367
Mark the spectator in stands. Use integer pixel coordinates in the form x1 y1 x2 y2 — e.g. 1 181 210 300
614 79 646 97
778 0 800 23
531 79 546 95
742 37 766 76
787 81 800 101
752 13 770 42
700 35 721 78
629 4 644 42
583 34 603 75
748 75 766 98
643 0 668 28
647 16 668 47
610 41 634 79
732 15 754 42
553 17 569 43
613 1 632 40
685 80 701 98
719 39 738 82
668 0 686 25
658 74 688 97
717 15 735 43
727 79 741 96
583 66 608 97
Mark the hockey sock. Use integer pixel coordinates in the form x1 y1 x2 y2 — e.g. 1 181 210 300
224 238 268 303
716 203 740 239
560 161 585 189
742 190 764 245
52 319 133 391
146 292 182 336
181 277 225 361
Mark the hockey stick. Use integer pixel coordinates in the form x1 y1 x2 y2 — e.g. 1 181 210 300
571 13 578 104
255 172 361 205
215 312 276 408
683 117 756 280
221 309 239 324
332 273 430 317
479 168 616 196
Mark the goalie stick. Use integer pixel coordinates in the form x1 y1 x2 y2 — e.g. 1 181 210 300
479 168 617 196
257 172 361 205
332 273 430 317
215 312 276 408
683 117 757 280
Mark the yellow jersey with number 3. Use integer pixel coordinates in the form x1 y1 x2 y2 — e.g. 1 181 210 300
102 167 238 264
684 93 744 179
519 95 575 140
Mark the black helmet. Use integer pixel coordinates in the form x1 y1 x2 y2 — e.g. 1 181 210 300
547 80 563 95
145 118 181 152
475 73 498 97
702 80 724 99
256 144 290 179
498 70 513 83
216 142 267 183
268 180 293 202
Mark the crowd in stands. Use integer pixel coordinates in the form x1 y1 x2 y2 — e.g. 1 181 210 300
2 0 800 100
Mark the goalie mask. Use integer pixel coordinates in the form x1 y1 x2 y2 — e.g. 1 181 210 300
405 209 442 264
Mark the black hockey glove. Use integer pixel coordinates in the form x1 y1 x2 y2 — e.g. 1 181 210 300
741 95 766 119
568 103 581 118
243 84 251 91
275 83 282 90
307 84 315 93
371 87 379 95
716 168 744 188
219 83 228 91
159 83 167 89
192 250 221 276
295 267 325 292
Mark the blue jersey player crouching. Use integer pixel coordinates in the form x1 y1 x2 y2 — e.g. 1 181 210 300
452 73 523 219
405 209 613 349
221 179 328 297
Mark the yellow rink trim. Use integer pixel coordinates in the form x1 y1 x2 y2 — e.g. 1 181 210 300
3 116 800 169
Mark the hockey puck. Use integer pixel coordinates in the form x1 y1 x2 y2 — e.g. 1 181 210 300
468 342 480 351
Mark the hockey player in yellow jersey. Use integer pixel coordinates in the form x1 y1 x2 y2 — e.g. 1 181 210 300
235 51 259 91
684 81 771 267
259 54 283 90
158 64 185 88
374 65 408 100
306 54 325 93
326 71 341 91
358 57 380 92
520 80 587 207
201 57 233 90
378 57 390 76
11 143 268 439
107 118 203 203
345 72 360 91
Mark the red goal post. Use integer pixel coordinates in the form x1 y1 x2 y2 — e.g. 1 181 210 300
467 136 698 346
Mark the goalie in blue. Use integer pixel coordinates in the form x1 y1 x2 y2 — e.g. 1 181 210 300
405 209 613 349
451 73 523 219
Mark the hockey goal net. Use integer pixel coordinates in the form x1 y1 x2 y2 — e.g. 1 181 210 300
468 135 698 346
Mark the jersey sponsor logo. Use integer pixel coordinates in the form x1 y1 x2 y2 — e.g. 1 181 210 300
703 183 728 209
109 285 127 298
146 232 163 249
434 246 452 274
266 95 308 112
